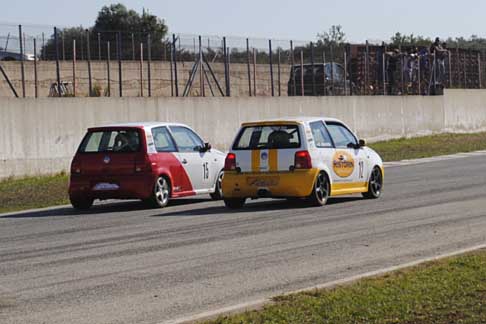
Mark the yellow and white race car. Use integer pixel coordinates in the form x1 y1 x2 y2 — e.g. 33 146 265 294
222 117 384 208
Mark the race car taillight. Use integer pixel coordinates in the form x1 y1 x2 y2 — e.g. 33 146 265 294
135 156 152 173
71 159 81 175
294 150 312 169
224 153 236 171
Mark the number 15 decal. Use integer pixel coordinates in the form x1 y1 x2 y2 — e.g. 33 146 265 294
358 161 364 179
203 162 209 180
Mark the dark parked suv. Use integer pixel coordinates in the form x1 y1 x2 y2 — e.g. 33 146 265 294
287 63 353 96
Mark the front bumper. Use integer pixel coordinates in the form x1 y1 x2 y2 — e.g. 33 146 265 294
222 169 319 199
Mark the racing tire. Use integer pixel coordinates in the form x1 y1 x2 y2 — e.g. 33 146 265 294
362 166 383 199
210 171 224 200
145 176 171 208
307 172 329 207
223 198 246 209
70 196 94 210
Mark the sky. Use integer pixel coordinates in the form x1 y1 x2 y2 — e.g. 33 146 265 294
2 0 485 43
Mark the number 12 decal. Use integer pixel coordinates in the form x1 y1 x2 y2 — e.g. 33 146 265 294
203 162 209 180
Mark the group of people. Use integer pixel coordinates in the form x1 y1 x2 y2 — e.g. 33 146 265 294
385 37 449 95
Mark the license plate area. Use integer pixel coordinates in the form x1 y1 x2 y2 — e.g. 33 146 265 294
93 182 120 191
246 176 280 187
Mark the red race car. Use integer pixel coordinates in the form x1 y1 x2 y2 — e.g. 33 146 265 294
68 122 225 209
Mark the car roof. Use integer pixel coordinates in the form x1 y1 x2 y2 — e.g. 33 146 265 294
241 116 342 126
89 121 188 129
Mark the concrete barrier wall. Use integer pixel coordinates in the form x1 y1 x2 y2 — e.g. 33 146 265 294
1 89 485 179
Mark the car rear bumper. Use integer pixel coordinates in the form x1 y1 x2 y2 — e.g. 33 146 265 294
69 173 155 200
222 169 319 199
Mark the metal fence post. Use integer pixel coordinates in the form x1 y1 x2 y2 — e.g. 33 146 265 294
170 43 174 96
132 33 135 61
344 50 348 96
246 38 252 96
98 32 101 61
199 35 204 97
117 32 123 97
54 27 61 97
253 48 257 96
73 39 76 97
139 42 144 97
269 39 274 96
330 44 334 95
62 31 65 61
323 50 326 95
277 47 281 96
34 38 38 98
172 34 179 97
86 29 92 96
382 44 386 95
106 41 111 97
310 41 316 96
448 51 452 88
19 25 26 97
365 40 369 95
147 34 152 97
290 40 296 95
223 37 230 96
478 51 482 89
42 32 45 61
300 50 304 96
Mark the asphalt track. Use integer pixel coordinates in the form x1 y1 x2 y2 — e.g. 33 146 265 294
1 154 486 324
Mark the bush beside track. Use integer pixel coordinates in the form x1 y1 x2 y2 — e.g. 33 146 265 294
206 250 486 324
2 132 486 214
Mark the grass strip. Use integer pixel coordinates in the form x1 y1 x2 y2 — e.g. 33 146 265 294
207 249 486 324
369 132 486 162
0 173 69 214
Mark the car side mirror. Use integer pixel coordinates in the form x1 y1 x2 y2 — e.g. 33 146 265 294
359 139 366 147
200 142 211 152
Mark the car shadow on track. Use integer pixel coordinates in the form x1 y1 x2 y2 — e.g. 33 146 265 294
154 196 364 217
0 198 213 219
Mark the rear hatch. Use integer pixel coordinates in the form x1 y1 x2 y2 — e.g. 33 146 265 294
72 127 145 179
231 123 303 173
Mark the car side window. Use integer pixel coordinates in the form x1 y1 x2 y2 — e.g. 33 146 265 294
151 127 176 152
309 121 333 148
326 122 358 148
170 126 204 152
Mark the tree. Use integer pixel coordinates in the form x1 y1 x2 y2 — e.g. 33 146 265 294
41 3 169 60
317 25 346 47
389 32 431 47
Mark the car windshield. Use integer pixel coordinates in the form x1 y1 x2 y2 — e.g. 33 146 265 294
233 125 301 150
78 129 141 153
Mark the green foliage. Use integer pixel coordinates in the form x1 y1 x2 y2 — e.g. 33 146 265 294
389 32 432 47
41 3 168 60
94 4 167 41
369 132 486 161
317 25 346 47
0 173 69 214
206 251 486 324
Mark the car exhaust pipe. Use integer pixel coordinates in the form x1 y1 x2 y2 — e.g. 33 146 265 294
257 189 271 198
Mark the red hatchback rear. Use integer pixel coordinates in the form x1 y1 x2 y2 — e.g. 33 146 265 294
69 123 225 210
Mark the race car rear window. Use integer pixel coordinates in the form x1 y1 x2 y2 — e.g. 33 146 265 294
233 125 301 150
78 129 141 153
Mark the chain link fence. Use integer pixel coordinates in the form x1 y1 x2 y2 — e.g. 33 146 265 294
1 22 485 98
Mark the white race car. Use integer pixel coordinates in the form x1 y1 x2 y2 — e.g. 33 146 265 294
222 117 384 208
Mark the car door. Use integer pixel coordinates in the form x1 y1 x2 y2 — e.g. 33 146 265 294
169 126 212 193
325 121 368 193
308 120 335 172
